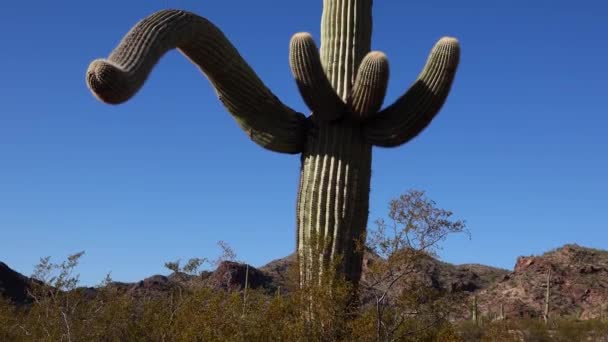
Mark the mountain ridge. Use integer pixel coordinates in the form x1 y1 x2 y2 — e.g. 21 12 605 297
2 244 606 320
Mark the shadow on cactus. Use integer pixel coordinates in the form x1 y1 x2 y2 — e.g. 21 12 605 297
85 1 460 294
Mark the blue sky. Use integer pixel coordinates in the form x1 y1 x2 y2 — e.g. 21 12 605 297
1 0 606 286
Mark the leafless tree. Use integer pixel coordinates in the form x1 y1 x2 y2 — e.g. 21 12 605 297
362 189 467 341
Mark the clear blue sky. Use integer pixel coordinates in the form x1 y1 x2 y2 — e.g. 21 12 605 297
1 0 606 286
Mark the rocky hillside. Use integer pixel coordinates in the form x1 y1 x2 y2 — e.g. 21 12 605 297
475 244 608 320
2 244 607 321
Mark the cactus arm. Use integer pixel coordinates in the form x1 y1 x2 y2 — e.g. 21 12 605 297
289 33 345 121
86 10 306 154
347 51 389 120
363 37 460 147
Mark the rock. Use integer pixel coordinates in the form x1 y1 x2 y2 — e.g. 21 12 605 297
138 275 171 290
125 274 182 299
579 265 602 274
514 256 535 273
259 253 297 291
207 261 275 292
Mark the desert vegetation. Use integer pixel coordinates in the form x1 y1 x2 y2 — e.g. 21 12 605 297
2 190 607 341
0 189 462 341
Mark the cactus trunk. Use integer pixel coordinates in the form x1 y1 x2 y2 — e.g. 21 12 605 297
296 0 373 287
297 123 371 285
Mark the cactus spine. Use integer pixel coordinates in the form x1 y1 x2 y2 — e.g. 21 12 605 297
86 1 460 290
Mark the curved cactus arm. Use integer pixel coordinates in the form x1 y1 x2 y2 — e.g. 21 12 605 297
347 51 389 121
86 10 306 154
289 32 345 121
363 37 460 147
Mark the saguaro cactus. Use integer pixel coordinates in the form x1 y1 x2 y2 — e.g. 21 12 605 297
86 1 460 289
543 269 551 323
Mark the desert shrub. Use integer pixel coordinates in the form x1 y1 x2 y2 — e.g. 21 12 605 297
0 190 471 341
480 321 520 342
0 297 20 340
552 318 608 342
454 318 608 342
456 321 483 341
519 319 553 342
0 253 465 341
361 189 467 341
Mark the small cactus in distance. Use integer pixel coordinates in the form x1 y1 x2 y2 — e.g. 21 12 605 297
543 269 552 323
86 1 460 291
472 295 479 324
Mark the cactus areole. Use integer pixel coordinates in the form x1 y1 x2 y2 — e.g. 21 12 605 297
86 1 460 288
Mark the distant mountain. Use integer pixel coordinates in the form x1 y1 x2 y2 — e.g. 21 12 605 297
2 244 607 320
0 262 34 305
